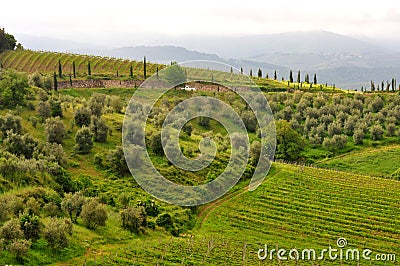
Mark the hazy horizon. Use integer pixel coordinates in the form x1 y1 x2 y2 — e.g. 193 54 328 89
3 0 400 49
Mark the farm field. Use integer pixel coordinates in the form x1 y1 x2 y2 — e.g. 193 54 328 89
316 145 400 177
0 49 399 265
41 163 400 265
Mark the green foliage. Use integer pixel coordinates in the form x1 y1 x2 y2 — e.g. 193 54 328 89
0 69 28 108
3 131 38 159
323 134 348 151
0 113 22 137
370 124 384 140
43 217 72 250
89 93 105 117
28 72 43 88
182 123 193 136
139 199 159 217
0 219 24 244
49 97 63 117
19 213 41 241
58 59 62 78
110 96 123 113
61 192 85 223
37 100 51 121
45 117 65 144
150 132 164 156
87 61 91 76
90 116 108 143
156 212 178 235
81 198 108 229
353 128 364 145
250 140 261 165
74 126 93 154
120 206 147 234
164 63 187 86
198 116 210 127
53 72 57 91
241 111 257 133
74 106 91 127
275 120 305 161
0 28 17 52
9 239 31 263
106 146 129 175
36 142 67 167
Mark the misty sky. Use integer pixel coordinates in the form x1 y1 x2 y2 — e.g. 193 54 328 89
2 0 400 46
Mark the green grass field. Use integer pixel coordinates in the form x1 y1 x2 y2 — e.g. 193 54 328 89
316 145 400 178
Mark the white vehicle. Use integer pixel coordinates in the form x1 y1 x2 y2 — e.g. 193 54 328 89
181 85 196 91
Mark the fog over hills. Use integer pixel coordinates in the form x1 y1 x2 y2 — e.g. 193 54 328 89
16 31 400 90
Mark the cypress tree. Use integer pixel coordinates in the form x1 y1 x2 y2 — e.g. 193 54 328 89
392 78 396 91
274 70 277 80
370 81 375 92
87 61 91 76
266 73 269 79
289 70 293 83
240 67 243 74
53 72 58 91
313 74 317 84
156 66 159 79
230 67 233 73
249 69 252 77
58 59 62 78
72 61 76 78
130 65 133 78
257 68 262 78
297 71 300 83
305 74 310 83
143 56 147 79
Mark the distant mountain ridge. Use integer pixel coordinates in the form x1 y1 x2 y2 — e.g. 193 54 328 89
12 31 400 89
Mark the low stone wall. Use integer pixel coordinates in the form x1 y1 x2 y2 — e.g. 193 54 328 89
57 79 143 89
57 80 254 92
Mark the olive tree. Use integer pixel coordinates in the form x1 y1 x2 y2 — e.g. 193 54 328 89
90 116 108 142
45 117 65 144
81 199 108 229
74 126 93 154
43 218 72 250
120 206 147 234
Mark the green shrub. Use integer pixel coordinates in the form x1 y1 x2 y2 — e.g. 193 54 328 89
74 126 93 154
121 206 147 234
45 117 65 144
81 198 108 229
44 217 71 250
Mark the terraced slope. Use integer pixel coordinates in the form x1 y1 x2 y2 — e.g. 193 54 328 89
57 163 400 265
0 50 160 78
316 145 400 178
